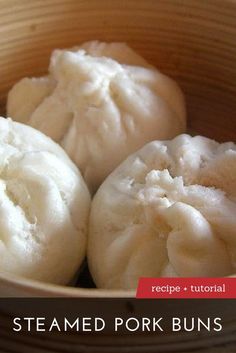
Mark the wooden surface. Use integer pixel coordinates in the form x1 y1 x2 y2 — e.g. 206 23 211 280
0 0 235 296
0 298 235 352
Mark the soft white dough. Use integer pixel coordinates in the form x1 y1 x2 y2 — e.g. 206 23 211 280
88 134 236 289
7 41 186 192
7 77 55 124
71 41 151 67
0 117 90 285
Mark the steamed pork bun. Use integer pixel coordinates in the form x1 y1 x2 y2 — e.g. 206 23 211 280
88 134 236 289
0 117 90 285
7 41 186 192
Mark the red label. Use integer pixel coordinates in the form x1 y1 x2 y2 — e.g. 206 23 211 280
136 278 236 299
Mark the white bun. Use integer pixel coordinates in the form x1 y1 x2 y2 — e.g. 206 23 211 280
0 117 90 285
88 134 236 289
7 41 186 192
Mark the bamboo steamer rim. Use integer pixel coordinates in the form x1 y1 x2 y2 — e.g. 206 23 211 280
0 272 135 297
0 272 235 298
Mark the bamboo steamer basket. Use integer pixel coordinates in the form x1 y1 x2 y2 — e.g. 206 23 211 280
1 0 236 296
0 0 236 351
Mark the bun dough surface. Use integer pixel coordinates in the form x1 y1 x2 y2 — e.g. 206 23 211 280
7 41 186 192
0 117 90 285
88 134 236 289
